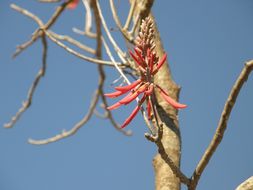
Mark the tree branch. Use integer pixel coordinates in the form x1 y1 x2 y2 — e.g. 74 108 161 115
4 34 48 128
189 60 253 190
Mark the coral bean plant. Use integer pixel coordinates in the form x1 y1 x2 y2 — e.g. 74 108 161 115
105 17 187 129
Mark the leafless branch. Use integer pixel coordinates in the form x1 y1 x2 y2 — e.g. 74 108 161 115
91 0 132 136
45 30 119 66
4 35 48 128
145 122 190 185
236 176 253 190
95 0 127 63
189 60 253 190
28 90 100 145
38 0 60 3
11 0 71 58
124 0 136 30
48 30 96 54
109 0 134 42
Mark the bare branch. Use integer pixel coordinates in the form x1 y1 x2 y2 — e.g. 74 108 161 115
38 0 60 3
124 0 136 30
236 176 253 190
45 30 120 66
11 0 71 57
91 0 132 136
145 123 190 185
49 30 96 54
189 60 253 190
28 90 100 145
4 35 48 128
95 0 127 63
109 0 134 42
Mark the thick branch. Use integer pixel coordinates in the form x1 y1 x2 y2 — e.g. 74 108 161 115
236 176 253 190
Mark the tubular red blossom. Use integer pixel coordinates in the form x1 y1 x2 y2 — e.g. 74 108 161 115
134 48 146 66
115 79 141 92
152 53 167 75
104 90 126 98
156 85 187 109
105 17 187 129
129 51 146 72
121 96 146 128
67 0 79 9
107 102 122 110
119 83 148 105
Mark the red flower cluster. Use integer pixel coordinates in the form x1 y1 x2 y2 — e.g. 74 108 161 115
67 0 79 9
105 17 187 128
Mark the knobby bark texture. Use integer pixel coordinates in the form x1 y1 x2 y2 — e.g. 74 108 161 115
132 1 182 189
236 176 253 190
152 16 181 190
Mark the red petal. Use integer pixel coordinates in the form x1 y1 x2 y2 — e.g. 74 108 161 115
107 102 122 110
156 85 187 109
120 96 146 128
115 79 141 92
129 51 146 72
67 0 79 9
152 54 167 75
134 47 146 66
119 83 148 105
104 90 126 98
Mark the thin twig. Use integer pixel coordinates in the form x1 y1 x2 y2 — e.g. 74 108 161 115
91 0 132 136
93 108 108 119
28 90 100 145
4 35 48 128
109 0 134 42
49 30 96 54
37 0 60 3
189 60 253 190
45 30 120 66
95 0 127 63
124 0 136 30
11 0 71 57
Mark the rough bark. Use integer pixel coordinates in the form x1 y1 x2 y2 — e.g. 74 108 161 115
131 1 182 189
152 15 181 190
236 177 253 190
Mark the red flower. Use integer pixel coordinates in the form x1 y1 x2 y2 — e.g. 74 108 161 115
67 0 79 9
105 47 187 128
105 17 187 128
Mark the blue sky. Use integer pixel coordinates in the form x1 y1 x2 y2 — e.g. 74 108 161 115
0 1 253 190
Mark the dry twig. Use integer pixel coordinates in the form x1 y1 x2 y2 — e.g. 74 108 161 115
28 90 100 145
189 60 253 190
5 35 48 128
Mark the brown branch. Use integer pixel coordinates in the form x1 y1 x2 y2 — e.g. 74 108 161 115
91 0 132 136
189 60 253 190
123 0 136 30
4 34 48 128
28 90 100 145
45 30 119 66
49 30 96 54
145 123 190 186
236 176 253 190
38 0 60 3
109 0 134 42
11 0 71 58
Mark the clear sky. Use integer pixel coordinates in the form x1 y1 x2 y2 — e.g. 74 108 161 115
0 1 253 190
